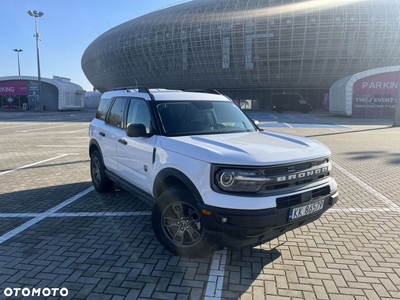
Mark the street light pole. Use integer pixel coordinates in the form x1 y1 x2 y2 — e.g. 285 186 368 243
394 68 400 127
13 49 23 76
27 10 44 111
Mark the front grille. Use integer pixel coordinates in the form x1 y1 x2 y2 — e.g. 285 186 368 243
276 185 331 209
262 157 330 192
263 161 316 176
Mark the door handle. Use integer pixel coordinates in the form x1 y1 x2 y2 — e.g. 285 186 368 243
118 139 128 145
99 132 105 137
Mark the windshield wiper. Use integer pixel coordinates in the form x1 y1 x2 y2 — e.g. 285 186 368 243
242 121 251 132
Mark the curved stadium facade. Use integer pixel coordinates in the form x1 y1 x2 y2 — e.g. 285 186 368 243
81 0 400 109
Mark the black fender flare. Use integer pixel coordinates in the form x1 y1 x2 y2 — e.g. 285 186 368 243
153 168 204 204
89 139 102 159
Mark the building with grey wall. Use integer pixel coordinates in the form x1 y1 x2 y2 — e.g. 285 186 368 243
0 76 85 111
81 0 400 110
330 65 400 117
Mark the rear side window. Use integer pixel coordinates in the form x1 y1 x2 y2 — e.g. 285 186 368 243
106 98 128 128
96 98 112 120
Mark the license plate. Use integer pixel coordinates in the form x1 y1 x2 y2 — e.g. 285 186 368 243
289 199 325 221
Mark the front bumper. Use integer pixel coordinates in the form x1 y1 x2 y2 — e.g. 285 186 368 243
198 190 338 249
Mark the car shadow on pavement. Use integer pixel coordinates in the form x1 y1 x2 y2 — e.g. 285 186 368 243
0 182 93 214
0 182 198 299
221 246 281 299
0 182 286 299
344 150 400 164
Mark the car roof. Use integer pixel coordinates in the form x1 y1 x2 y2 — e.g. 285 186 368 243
101 89 230 102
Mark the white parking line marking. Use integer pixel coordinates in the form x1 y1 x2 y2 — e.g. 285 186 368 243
16 124 79 133
58 129 88 134
37 145 87 148
0 211 152 218
1 123 43 130
269 114 278 120
0 187 94 244
0 213 42 218
0 154 70 176
1 207 397 219
51 211 151 217
328 207 400 213
284 122 293 128
205 249 228 300
332 161 400 210
306 116 320 120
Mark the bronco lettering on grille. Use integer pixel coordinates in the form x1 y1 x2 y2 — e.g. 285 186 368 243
276 167 328 182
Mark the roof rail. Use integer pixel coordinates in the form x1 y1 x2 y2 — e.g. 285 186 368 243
112 86 151 94
184 88 222 95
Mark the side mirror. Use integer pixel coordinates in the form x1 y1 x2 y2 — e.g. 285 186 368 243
253 119 264 131
126 123 147 137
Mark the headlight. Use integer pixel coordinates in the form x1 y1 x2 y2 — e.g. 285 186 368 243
214 169 273 193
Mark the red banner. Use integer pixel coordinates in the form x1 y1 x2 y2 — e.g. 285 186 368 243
0 81 28 96
353 72 399 117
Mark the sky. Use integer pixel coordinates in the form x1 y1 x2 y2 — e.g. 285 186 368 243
1 0 192 91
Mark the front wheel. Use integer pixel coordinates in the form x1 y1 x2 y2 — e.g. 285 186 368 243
152 186 208 257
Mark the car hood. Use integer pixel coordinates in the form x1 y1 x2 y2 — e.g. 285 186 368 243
160 131 331 165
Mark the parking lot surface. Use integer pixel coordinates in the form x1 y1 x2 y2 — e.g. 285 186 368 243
0 110 399 300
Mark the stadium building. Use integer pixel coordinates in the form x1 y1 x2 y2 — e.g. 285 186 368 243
81 0 400 110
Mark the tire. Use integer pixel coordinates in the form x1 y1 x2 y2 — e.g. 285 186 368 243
90 149 114 193
152 186 208 257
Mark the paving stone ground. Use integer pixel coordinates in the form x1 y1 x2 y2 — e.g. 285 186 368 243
0 110 399 300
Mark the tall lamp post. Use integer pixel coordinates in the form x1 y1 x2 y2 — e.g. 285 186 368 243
13 49 23 76
394 68 400 127
27 10 44 111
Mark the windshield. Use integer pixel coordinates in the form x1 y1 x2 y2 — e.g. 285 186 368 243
157 101 257 135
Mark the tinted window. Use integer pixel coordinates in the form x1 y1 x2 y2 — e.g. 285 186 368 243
106 98 128 128
96 98 112 120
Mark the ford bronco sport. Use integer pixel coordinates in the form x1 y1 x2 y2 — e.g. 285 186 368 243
89 87 338 257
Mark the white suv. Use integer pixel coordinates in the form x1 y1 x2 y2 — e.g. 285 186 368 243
89 88 338 257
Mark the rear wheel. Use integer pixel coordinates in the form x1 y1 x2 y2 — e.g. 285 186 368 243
90 150 114 193
152 186 208 257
